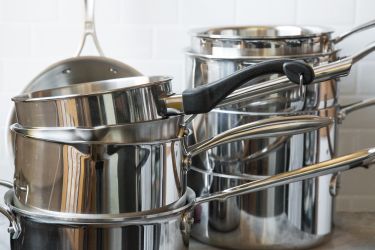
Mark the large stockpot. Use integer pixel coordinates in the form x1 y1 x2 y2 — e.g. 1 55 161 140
190 20 375 56
12 60 312 127
9 115 329 214
1 147 375 250
186 29 375 249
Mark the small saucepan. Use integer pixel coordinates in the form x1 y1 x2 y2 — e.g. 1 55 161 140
12 59 314 127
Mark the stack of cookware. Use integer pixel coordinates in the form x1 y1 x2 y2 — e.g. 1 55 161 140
1 3 375 249
186 21 375 249
3 56 358 249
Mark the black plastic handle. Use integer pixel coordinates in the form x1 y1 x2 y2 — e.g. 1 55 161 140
182 59 314 114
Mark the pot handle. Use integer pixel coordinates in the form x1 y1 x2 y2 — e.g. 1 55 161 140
334 19 375 44
338 97 375 123
220 41 375 108
182 60 314 114
0 180 21 239
76 0 105 56
186 115 332 158
195 148 375 205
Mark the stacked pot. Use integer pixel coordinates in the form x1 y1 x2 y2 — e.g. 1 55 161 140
2 56 351 250
186 21 375 249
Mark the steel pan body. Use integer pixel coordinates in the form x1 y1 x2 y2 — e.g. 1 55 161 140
186 49 340 249
189 107 338 249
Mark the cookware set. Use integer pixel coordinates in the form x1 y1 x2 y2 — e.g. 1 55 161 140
0 2 375 250
186 22 375 249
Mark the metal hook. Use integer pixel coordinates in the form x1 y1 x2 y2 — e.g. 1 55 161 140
76 0 105 57
298 74 306 101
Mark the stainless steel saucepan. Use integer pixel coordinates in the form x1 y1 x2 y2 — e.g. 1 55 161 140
9 115 329 214
1 147 375 250
12 60 313 127
190 20 375 57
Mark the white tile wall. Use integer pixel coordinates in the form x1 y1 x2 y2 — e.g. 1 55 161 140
0 0 375 245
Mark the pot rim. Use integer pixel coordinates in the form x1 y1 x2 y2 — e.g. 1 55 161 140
190 25 333 40
12 75 173 103
4 189 196 226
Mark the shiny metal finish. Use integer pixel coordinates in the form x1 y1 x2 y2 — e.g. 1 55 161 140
191 147 375 250
1 147 375 250
6 0 142 168
12 60 313 127
14 76 173 126
11 115 330 214
190 20 375 57
186 26 375 249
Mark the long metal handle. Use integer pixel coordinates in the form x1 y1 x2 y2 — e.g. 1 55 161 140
334 19 375 44
0 181 21 239
186 115 332 157
195 148 375 205
338 97 375 123
220 41 375 107
76 0 105 56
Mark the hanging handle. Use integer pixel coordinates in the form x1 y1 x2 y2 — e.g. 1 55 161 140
76 0 105 56
334 19 375 44
195 148 375 205
181 60 314 114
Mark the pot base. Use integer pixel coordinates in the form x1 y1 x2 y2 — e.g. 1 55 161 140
192 204 332 250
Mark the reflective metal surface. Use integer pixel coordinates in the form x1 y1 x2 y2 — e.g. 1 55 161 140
191 147 375 250
190 20 375 56
1 147 375 249
13 59 313 127
11 115 330 214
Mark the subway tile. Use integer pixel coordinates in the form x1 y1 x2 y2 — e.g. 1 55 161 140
0 0 59 22
98 26 153 59
180 0 236 27
0 23 30 58
355 0 375 24
296 0 355 26
154 26 190 60
122 0 178 25
59 0 121 25
236 0 296 25
30 24 81 58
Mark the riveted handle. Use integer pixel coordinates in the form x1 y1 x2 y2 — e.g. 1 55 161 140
182 59 314 114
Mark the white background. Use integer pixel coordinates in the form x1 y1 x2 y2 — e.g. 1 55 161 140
1 0 375 248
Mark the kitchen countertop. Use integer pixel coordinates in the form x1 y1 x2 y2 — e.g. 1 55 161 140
191 212 375 250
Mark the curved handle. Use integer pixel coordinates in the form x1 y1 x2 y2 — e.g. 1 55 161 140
186 115 332 158
334 19 375 44
182 60 314 114
338 97 375 123
195 148 375 205
76 0 105 56
0 181 21 239
221 41 375 107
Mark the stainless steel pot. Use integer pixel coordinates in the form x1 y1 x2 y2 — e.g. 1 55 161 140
190 20 375 56
10 115 329 214
186 26 375 249
1 147 375 250
12 60 312 127
188 41 375 114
